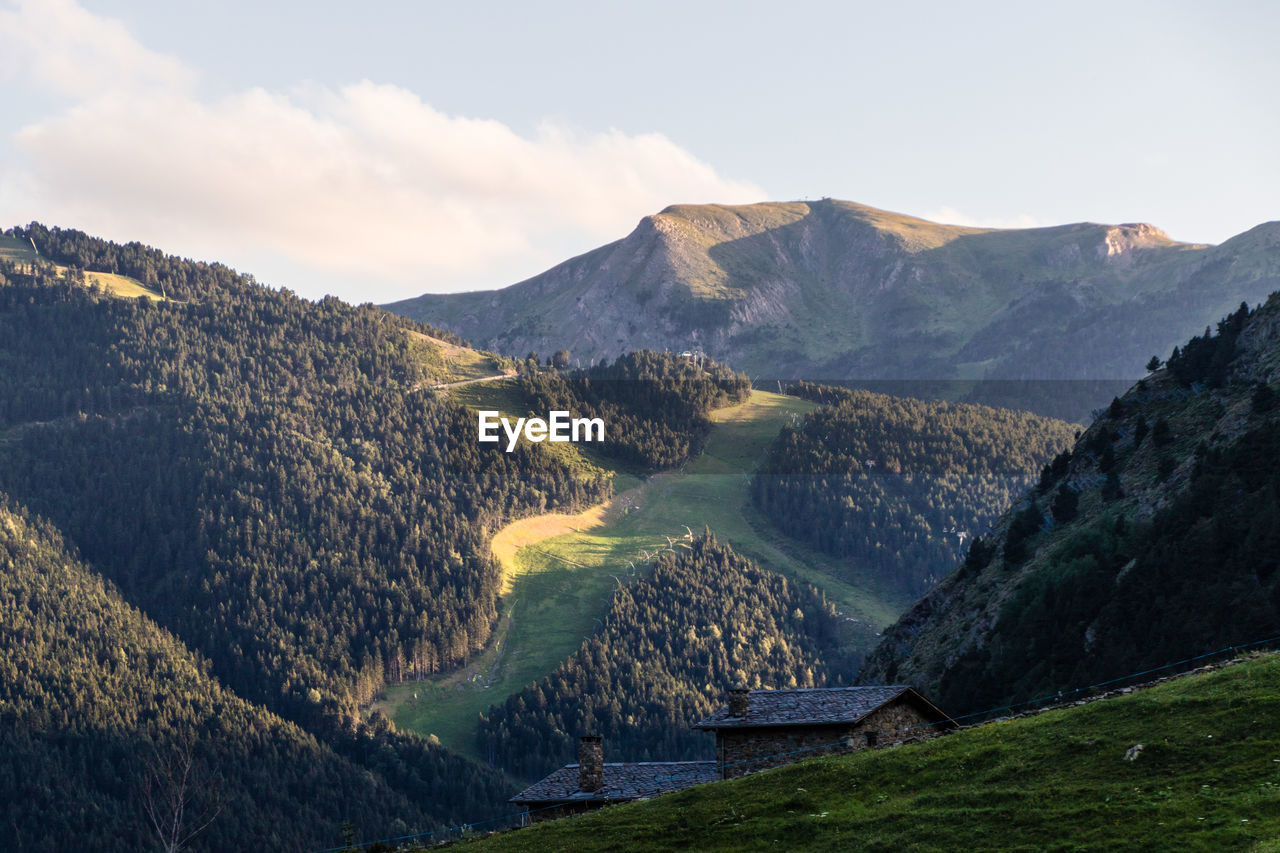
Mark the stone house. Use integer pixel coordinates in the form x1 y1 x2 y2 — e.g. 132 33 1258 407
510 735 717 823
693 685 954 779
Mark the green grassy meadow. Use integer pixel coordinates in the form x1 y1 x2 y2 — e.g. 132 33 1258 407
0 234 38 264
0 235 166 300
378 385 912 765
80 269 167 299
407 331 509 385
454 652 1280 852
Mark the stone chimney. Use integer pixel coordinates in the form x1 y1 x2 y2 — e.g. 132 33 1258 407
578 735 603 793
729 687 750 718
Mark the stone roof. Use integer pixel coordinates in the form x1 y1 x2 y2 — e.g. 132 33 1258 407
693 685 943 729
510 761 717 805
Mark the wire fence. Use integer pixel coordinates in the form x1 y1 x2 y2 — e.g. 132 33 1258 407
315 632 1280 852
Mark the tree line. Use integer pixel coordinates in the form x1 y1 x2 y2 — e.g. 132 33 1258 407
753 382 1075 596
515 350 751 469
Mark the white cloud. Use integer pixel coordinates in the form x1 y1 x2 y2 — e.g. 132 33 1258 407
0 0 193 97
0 1 762 301
923 206 1046 231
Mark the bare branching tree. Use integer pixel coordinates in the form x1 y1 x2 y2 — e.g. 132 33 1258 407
141 735 222 853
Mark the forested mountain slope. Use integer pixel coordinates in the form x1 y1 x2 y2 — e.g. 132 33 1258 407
0 236 602 717
753 382 1075 597
387 200 1280 417
860 298 1280 715
0 224 773 848
0 502 477 852
516 350 750 468
476 534 851 782
0 225 604 843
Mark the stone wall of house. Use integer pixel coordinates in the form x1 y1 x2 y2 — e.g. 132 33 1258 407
861 700 941 746
526 801 604 824
718 698 941 778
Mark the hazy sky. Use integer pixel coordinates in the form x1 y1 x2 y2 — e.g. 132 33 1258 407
1 0 1276 302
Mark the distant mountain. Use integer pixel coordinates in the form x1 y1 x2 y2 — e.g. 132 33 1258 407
386 200 1280 417
858 297 1280 716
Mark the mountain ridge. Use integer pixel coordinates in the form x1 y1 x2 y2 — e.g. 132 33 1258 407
386 200 1280 418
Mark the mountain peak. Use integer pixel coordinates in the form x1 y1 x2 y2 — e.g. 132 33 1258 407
385 202 1280 414
646 199 988 254
1101 222 1176 255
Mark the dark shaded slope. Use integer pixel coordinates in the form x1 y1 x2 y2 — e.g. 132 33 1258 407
0 502 465 852
0 249 603 721
859 298 1280 716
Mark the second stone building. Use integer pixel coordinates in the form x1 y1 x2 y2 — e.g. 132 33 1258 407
693 685 955 778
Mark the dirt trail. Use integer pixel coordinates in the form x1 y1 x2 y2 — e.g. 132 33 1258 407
427 371 514 390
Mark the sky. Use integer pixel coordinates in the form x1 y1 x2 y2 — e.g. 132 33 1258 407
1 0 1276 303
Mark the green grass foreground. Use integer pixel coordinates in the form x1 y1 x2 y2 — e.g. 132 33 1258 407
451 653 1280 852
